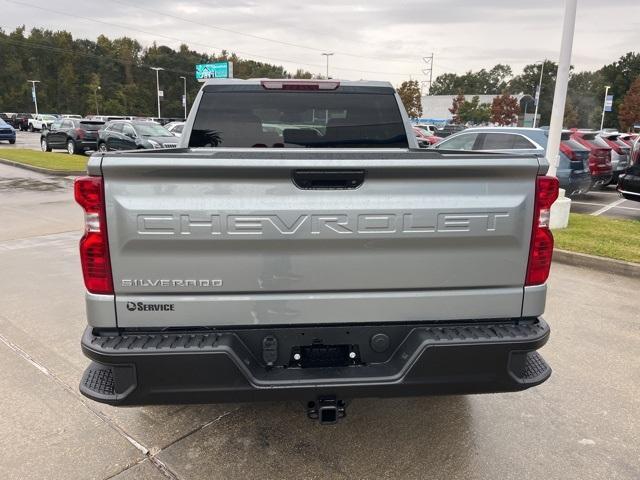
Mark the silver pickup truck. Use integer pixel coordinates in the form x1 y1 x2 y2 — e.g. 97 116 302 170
76 79 557 423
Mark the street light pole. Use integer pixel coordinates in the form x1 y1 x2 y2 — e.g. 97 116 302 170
150 67 164 118
94 85 101 115
321 53 334 79
179 76 187 119
545 0 577 178
600 85 611 131
532 60 545 128
27 80 40 115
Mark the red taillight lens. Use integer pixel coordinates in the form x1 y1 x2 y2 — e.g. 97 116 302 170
559 142 576 160
74 176 113 294
526 176 559 286
603 138 623 155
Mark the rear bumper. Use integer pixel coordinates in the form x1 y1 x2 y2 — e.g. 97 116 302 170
78 140 98 149
80 318 551 405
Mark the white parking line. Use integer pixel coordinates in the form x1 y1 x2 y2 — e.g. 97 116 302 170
591 198 627 216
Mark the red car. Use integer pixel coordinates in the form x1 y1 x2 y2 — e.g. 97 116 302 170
413 127 440 147
571 130 613 187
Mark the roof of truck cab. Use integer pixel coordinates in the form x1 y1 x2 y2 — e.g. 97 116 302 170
201 78 395 93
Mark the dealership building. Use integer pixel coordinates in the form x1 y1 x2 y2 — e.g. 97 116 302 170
418 93 536 127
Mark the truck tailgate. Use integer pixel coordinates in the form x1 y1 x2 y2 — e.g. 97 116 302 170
100 150 541 327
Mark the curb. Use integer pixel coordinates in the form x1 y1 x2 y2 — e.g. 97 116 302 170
553 249 640 279
0 157 85 177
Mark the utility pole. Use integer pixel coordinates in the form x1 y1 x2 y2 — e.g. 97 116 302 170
27 80 40 115
600 85 611 131
421 53 434 95
545 0 577 178
321 53 334 79
94 85 101 115
179 76 187 119
150 67 164 118
532 60 545 128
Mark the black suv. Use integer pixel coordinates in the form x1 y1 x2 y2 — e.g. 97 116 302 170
40 118 105 154
97 120 177 151
617 137 640 203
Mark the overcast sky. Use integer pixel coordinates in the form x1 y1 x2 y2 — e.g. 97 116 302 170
2 0 638 86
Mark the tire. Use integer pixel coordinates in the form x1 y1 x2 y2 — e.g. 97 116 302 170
98 142 108 153
67 139 78 155
29 124 34 132
9 139 15 145
41 137 51 152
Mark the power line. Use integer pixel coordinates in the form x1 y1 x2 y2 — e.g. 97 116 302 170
109 0 419 66
6 0 419 77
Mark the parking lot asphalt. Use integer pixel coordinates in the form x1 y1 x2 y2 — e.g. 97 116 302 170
571 187 640 220
0 163 639 480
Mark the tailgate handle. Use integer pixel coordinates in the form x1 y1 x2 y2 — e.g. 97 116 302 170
292 170 365 190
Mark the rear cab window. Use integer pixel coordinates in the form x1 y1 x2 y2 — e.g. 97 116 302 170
188 83 408 149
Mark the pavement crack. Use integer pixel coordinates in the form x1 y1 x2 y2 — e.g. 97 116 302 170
0 331 238 480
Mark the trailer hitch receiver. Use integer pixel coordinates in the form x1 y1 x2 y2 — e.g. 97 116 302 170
307 396 346 424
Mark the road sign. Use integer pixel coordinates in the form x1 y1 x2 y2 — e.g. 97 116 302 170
534 86 541 105
604 95 614 112
158 90 164 98
31 85 36 102
195 62 233 80
182 95 186 107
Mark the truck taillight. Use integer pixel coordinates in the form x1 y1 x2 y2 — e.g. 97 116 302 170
74 176 113 294
526 176 559 286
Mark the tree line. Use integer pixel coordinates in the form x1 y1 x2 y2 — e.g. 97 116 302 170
424 53 640 130
0 27 313 117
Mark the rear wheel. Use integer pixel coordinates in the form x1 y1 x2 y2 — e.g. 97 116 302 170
29 124 34 132
67 139 78 155
41 137 51 152
9 139 15 145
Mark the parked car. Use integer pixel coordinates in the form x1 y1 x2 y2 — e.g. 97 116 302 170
27 114 57 132
13 113 33 131
617 137 640 202
165 121 185 137
97 120 178 151
0 118 16 144
414 124 438 135
617 133 637 147
571 131 614 188
434 124 466 138
61 114 83 119
413 127 439 147
40 118 105 154
431 127 591 196
87 115 127 122
597 132 631 183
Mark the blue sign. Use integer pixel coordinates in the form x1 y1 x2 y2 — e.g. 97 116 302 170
604 95 614 112
31 85 36 102
195 62 233 80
